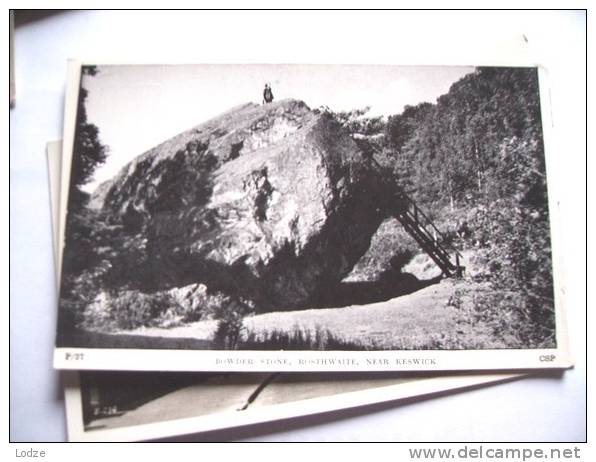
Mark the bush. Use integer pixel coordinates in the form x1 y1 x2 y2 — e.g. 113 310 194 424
82 290 173 330
476 135 554 347
213 310 245 349
212 299 253 349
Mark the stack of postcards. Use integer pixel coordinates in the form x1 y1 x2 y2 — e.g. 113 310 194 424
49 62 572 441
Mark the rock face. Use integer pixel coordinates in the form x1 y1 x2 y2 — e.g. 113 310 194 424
92 99 389 313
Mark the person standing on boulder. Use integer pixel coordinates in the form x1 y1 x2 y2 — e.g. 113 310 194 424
263 83 274 104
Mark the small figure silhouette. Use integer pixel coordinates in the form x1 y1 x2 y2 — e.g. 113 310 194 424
263 83 274 104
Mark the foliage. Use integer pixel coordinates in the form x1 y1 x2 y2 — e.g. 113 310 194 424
330 106 386 136
98 144 217 293
389 67 544 208
69 65 108 202
240 325 374 350
81 290 174 331
471 137 555 346
212 299 252 349
384 102 434 193
58 67 110 340
380 67 553 346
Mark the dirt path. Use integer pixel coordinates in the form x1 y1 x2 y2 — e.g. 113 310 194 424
118 278 476 349
113 319 219 343
244 279 463 348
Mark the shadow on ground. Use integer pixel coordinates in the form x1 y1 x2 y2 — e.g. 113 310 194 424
307 270 442 309
61 271 442 351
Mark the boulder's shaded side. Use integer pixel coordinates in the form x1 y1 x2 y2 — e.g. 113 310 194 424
93 99 388 313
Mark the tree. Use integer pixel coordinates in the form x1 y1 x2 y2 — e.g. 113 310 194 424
68 65 108 207
58 66 109 342
379 67 553 345
331 106 385 136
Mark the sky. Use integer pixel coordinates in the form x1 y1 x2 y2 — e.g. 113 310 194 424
82 64 474 192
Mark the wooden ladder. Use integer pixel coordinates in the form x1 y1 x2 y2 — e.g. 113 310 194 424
393 192 464 277
360 144 464 277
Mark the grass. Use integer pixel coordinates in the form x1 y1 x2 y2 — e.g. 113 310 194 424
239 326 377 351
65 259 538 351
236 277 527 351
241 280 460 349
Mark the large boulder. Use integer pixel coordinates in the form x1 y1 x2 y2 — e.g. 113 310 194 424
92 99 389 313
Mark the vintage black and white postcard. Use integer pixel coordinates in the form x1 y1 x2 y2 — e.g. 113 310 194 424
53 62 571 371
63 370 523 442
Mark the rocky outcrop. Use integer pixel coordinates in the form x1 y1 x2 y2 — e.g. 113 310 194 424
91 99 391 314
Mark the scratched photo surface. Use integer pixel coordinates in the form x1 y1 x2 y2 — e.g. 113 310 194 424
52 63 566 371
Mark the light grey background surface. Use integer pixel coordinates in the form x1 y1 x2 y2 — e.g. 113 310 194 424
9 10 586 442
